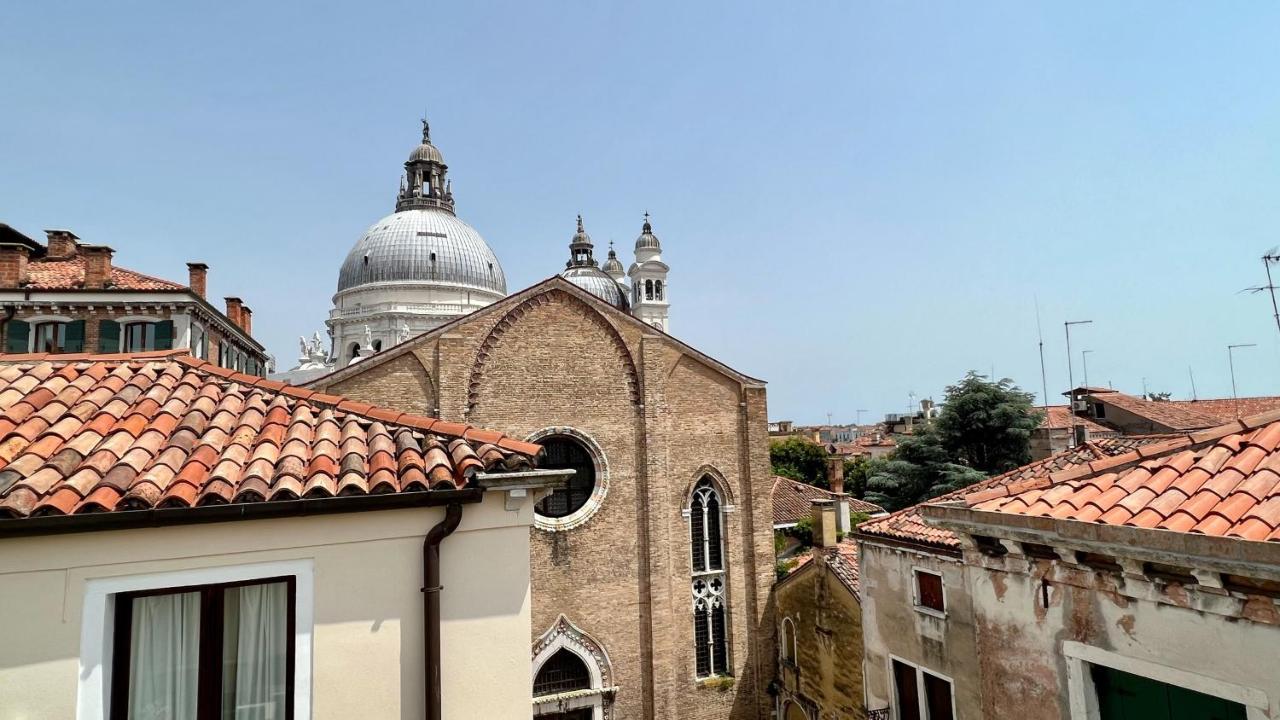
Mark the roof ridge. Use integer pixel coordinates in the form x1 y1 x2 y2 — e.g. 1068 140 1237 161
964 408 1280 507
0 352 542 457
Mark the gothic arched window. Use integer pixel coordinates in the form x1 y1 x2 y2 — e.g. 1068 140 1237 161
690 478 728 678
533 648 591 697
781 617 797 664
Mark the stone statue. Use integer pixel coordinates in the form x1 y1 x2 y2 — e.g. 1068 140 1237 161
399 320 412 344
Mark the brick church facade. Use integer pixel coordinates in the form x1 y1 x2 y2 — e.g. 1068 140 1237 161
306 276 775 719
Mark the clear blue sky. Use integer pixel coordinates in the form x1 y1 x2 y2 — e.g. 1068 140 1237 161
5 2 1280 424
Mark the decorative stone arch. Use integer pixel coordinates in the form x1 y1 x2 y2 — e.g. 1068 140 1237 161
780 615 797 663
526 426 610 532
465 289 640 419
683 464 737 510
532 614 616 720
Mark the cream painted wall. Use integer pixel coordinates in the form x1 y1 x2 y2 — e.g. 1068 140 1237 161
0 492 536 720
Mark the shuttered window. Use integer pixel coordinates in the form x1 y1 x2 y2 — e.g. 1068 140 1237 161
915 570 945 613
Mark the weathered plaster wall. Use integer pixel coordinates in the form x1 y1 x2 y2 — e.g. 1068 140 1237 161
858 540 981 717
774 555 865 719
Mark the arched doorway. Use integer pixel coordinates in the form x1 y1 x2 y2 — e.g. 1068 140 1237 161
532 615 614 720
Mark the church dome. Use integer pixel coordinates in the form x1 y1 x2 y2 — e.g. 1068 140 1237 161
562 265 629 309
602 244 626 279
337 209 507 295
408 141 444 164
635 213 661 251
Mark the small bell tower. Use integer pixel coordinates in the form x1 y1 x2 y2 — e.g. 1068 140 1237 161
396 118 455 214
628 213 670 331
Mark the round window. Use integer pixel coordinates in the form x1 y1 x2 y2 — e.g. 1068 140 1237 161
535 436 597 519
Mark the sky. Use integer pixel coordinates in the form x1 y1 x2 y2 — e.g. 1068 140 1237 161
4 2 1280 425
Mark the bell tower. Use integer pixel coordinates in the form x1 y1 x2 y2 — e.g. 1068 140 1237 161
627 213 670 331
397 118 455 214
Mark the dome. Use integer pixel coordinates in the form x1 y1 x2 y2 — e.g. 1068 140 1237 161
635 213 661 251
408 142 444 164
602 247 625 278
337 209 506 295
561 265 629 309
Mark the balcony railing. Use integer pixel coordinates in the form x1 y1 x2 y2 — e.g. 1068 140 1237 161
866 708 890 720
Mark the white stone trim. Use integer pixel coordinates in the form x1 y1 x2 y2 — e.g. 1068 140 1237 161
1062 641 1269 720
532 615 614 720
527 426 609 532
76 558 315 720
910 566 948 619
886 654 956 720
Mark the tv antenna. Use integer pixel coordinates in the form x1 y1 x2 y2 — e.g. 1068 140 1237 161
1241 249 1280 338
1034 296 1050 412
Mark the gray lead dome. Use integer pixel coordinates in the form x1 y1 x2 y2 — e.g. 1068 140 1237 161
562 266 629 309
337 209 507 295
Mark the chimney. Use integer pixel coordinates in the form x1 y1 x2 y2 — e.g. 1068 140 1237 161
825 447 845 495
187 262 208 299
241 305 253 336
224 297 243 330
0 244 30 288
81 245 114 289
44 230 79 259
810 499 838 548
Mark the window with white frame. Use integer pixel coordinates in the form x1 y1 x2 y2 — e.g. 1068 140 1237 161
110 576 295 719
190 323 207 360
780 616 797 665
892 658 954 720
690 477 729 678
913 568 945 614
123 322 158 352
33 321 68 352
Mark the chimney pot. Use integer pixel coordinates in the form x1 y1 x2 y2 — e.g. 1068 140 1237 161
224 297 243 329
81 245 114 289
44 230 80 259
187 262 208 299
810 499 838 548
0 244 31 288
241 305 253 336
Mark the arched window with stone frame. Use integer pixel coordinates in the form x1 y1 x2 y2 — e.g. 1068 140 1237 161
689 476 729 678
780 616 797 665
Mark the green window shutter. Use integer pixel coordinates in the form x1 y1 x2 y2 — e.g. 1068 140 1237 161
98 320 120 352
63 320 85 353
6 320 29 353
154 320 174 350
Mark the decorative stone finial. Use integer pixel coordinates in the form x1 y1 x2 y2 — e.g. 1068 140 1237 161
577 214 584 233
421 117 430 143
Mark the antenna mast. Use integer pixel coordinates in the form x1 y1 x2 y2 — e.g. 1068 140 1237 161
1035 296 1050 413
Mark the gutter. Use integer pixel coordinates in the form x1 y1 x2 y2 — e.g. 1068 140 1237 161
423 468 571 720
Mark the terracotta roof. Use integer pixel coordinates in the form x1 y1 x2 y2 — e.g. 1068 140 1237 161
1176 397 1280 423
857 435 1179 550
827 540 860 596
771 475 884 526
1037 405 1116 435
967 410 1280 542
1091 392 1222 431
24 256 185 291
0 351 541 520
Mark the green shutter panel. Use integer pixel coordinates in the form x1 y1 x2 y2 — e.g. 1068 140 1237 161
63 320 85 353
154 320 174 350
98 320 120 352
5 320 29 353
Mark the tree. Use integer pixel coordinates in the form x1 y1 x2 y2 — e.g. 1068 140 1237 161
933 372 1041 475
1144 391 1172 402
769 436 830 488
843 455 883 499
863 428 985 511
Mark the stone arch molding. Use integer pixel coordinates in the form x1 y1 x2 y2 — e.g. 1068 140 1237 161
532 614 616 720
684 464 737 509
465 289 641 419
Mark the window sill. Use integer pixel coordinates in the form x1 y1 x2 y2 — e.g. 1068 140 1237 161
914 605 947 620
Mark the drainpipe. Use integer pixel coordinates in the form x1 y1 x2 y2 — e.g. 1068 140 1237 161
424 502 463 720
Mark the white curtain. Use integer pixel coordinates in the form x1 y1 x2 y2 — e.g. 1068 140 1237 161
222 582 288 720
128 591 200 720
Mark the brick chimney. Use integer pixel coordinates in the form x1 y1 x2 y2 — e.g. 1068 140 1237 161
240 305 253 336
81 245 114 289
825 447 845 495
187 262 208 299
44 230 79 259
810 499 837 548
0 244 31 288
224 297 243 329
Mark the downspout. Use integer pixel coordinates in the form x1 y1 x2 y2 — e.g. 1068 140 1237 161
424 501 464 720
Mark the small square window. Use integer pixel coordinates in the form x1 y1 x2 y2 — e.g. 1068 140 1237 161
914 569 945 613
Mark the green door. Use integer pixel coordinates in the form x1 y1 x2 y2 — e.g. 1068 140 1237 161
1092 666 1247 720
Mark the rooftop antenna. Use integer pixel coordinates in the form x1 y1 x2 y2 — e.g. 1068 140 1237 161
1243 249 1280 339
1034 296 1050 412
1228 343 1257 418
1188 365 1198 401
826 411 833 426
1082 350 1094 390
1064 320 1092 448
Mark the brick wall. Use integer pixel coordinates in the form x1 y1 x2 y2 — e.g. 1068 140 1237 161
774 557 866 719
319 284 775 720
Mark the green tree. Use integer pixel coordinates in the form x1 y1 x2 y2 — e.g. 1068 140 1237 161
934 372 1041 475
769 436 830 488
842 456 884 499
863 428 985 511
